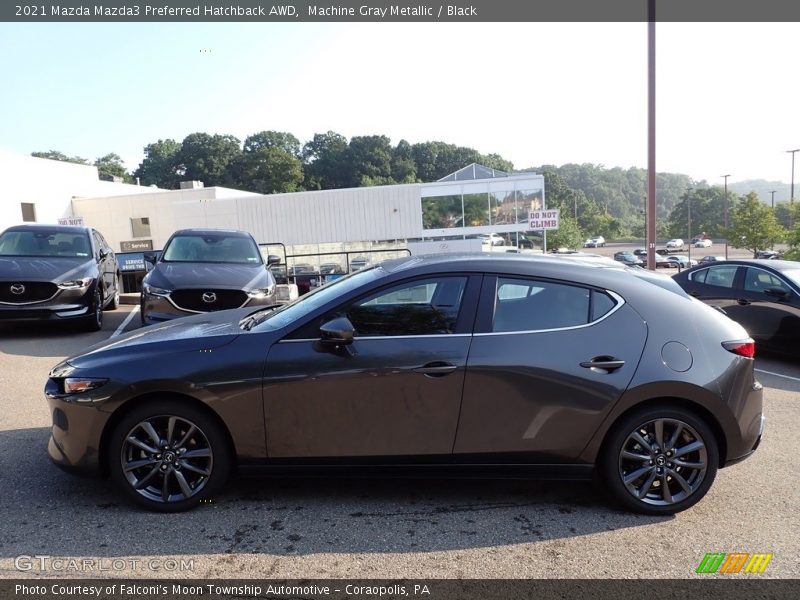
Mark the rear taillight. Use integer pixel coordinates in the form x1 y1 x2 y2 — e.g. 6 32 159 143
722 339 755 359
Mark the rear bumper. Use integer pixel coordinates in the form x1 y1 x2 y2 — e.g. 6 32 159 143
724 414 765 467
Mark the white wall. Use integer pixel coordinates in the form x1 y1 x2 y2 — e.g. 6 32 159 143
73 184 424 251
0 149 160 233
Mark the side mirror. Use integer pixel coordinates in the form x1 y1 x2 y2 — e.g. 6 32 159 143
98 248 109 260
144 253 157 265
764 286 788 299
319 317 355 347
266 254 282 267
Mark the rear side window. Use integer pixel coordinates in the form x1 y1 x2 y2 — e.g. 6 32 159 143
700 265 738 288
492 278 592 332
743 268 784 293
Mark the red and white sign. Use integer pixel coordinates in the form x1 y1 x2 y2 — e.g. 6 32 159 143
529 209 559 230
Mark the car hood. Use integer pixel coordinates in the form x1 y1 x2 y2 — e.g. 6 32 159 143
146 262 270 290
65 308 253 370
0 257 95 281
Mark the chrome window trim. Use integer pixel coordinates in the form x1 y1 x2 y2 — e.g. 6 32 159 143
474 289 625 337
279 333 473 343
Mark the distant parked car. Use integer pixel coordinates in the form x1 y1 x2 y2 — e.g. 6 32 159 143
756 250 779 260
477 233 505 246
319 262 345 275
0 223 121 330
140 228 278 326
349 256 371 271
633 248 647 257
693 238 712 248
673 259 800 357
698 255 726 265
665 255 697 269
613 251 644 267
666 239 684 250
653 254 675 268
583 236 606 248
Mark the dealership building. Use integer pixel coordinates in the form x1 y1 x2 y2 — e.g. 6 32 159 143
1 150 545 289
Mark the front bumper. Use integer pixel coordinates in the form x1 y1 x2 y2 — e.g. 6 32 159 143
141 292 276 324
0 288 93 321
46 378 114 473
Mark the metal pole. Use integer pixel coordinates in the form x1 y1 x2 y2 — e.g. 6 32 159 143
721 174 731 259
788 149 799 228
770 190 776 209
686 187 692 263
646 0 657 271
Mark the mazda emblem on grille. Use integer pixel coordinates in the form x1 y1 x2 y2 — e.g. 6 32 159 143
10 284 25 295
202 292 217 304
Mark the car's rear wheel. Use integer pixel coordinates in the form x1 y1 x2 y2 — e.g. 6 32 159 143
600 406 718 515
108 400 231 512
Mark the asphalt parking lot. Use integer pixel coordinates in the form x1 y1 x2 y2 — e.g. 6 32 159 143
0 304 798 579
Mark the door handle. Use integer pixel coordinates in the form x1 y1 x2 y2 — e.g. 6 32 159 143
737 298 751 306
413 362 458 377
580 357 625 372
689 290 701 297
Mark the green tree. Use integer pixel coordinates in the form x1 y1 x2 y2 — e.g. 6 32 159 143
545 216 583 250
94 153 133 183
302 131 350 189
347 135 394 187
31 150 89 165
727 193 785 257
667 186 736 239
177 133 242 187
244 131 301 157
391 139 417 183
134 139 181 188
233 137 304 194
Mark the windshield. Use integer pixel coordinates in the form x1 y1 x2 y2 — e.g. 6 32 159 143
0 230 91 258
243 266 387 331
161 234 262 264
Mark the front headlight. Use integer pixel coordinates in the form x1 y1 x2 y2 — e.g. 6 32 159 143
142 283 171 297
247 285 275 299
64 377 108 394
58 277 93 290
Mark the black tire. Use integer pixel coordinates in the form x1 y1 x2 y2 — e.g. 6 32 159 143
600 405 718 515
108 400 231 512
83 286 103 331
105 275 120 311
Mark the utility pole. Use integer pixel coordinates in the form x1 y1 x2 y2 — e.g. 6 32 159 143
788 149 799 227
686 186 693 264
721 174 731 259
769 190 777 209
646 0 656 271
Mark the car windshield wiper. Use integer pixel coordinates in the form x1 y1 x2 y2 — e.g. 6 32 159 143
239 306 279 331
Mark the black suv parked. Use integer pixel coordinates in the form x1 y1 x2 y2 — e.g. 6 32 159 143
140 229 278 325
0 224 120 330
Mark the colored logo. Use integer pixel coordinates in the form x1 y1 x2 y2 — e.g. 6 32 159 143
696 552 773 574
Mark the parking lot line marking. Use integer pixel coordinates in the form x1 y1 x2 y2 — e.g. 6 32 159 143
755 368 800 383
111 305 139 339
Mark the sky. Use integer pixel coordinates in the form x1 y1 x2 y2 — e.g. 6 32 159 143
1 22 799 191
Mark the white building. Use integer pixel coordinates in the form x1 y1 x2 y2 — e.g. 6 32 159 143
0 149 161 232
72 164 545 252
1 150 546 255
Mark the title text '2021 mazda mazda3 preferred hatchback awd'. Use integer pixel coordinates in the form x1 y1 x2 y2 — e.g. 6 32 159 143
140 228 278 325
46 254 763 514
0 224 120 330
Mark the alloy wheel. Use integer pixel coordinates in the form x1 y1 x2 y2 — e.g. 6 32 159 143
120 415 213 504
617 418 708 506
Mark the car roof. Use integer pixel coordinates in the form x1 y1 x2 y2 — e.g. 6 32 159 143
3 224 91 235
171 228 253 238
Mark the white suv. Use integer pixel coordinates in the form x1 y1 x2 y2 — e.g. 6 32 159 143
583 236 606 248
666 238 684 249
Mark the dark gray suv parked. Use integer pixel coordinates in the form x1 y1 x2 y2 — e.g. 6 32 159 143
48 254 763 514
140 229 277 325
0 224 120 330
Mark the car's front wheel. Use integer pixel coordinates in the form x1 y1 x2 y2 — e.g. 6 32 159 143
108 400 231 512
82 286 103 331
600 406 718 515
